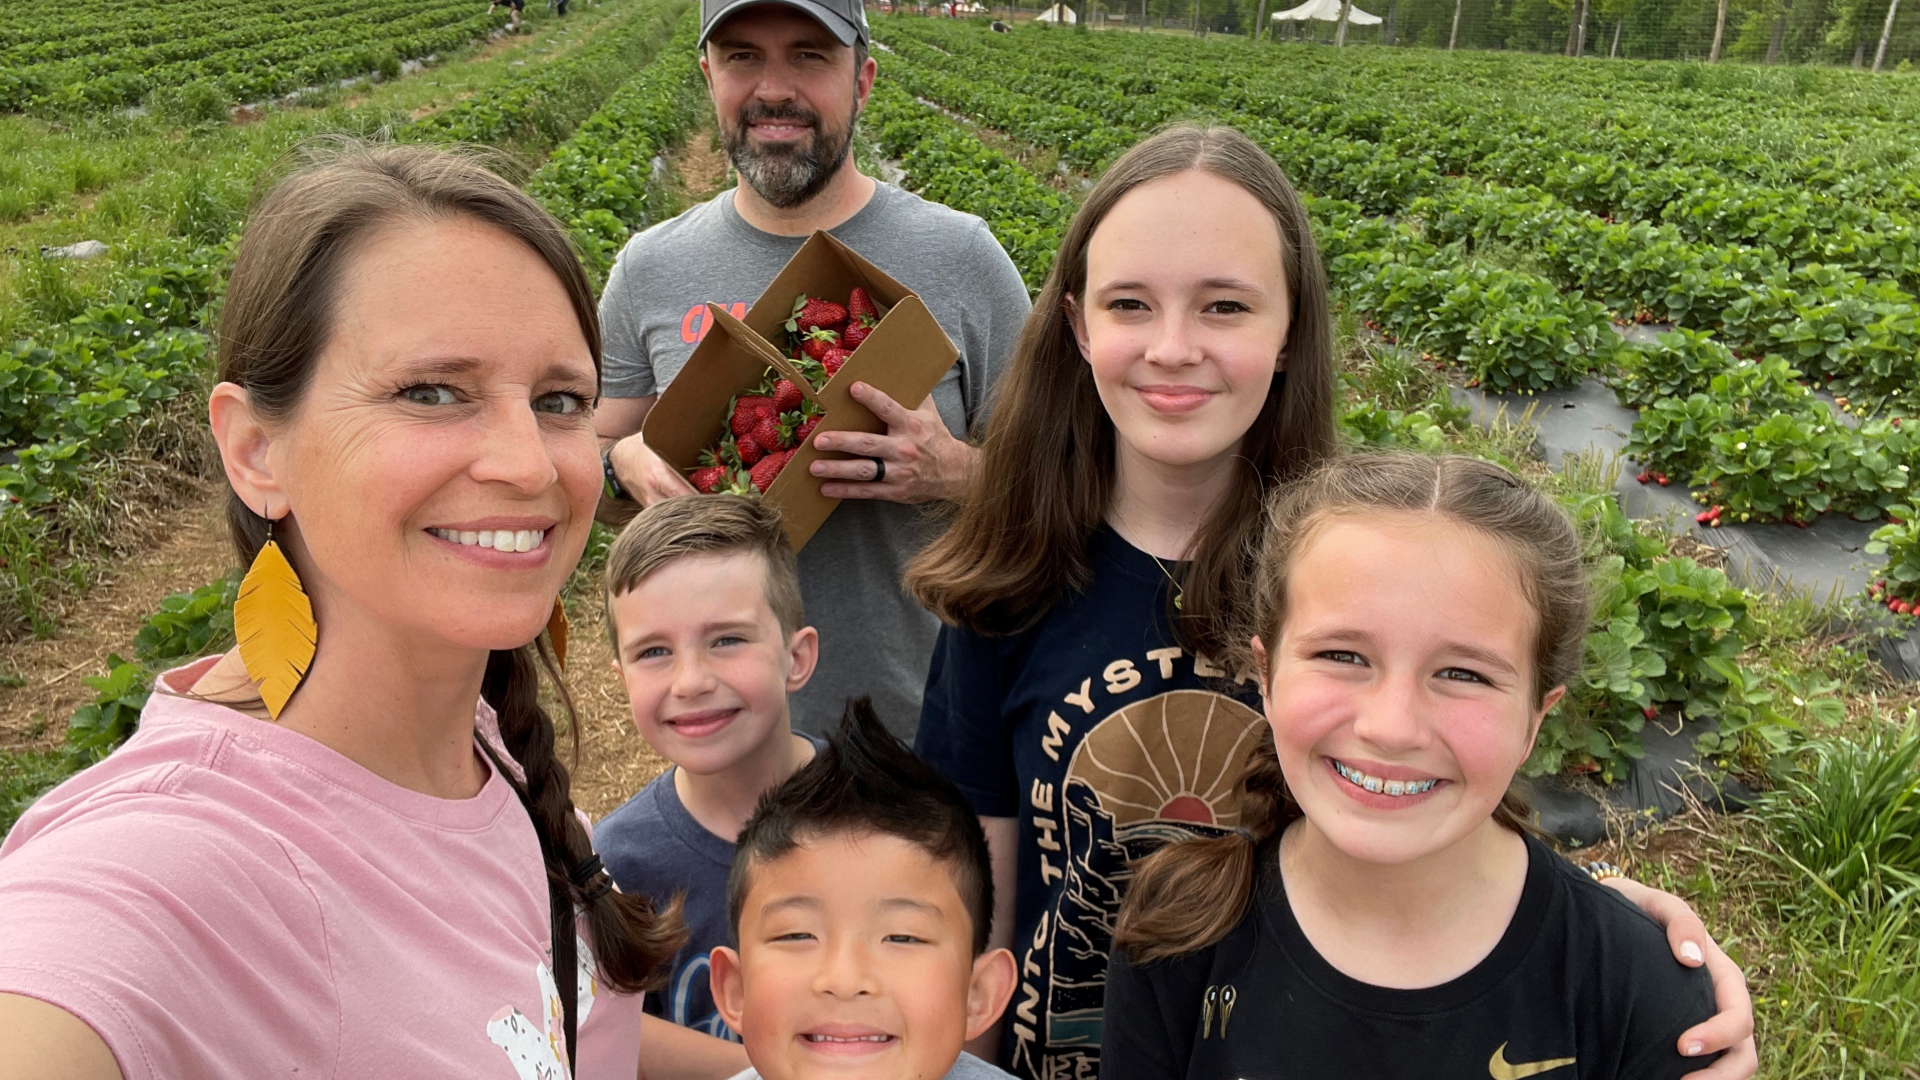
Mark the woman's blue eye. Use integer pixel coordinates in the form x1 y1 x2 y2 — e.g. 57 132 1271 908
535 391 587 415
402 384 458 406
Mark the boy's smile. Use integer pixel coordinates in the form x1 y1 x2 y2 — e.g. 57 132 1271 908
711 831 1015 1080
609 550 816 778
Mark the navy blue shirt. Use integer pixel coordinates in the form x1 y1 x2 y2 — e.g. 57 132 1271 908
594 733 826 1039
915 527 1267 1080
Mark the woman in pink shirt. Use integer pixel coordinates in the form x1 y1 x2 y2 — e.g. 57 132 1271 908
0 143 682 1079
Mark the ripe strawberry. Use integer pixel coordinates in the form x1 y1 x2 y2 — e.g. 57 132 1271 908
749 413 786 454
822 347 852 377
843 321 872 349
730 396 773 437
789 295 848 334
750 449 794 492
773 379 805 413
735 435 765 466
848 285 878 325
795 416 821 444
800 328 841 362
690 465 726 493
1642 705 1659 719
1637 471 1652 484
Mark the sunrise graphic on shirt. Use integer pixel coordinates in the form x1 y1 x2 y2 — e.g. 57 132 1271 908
1065 689 1265 834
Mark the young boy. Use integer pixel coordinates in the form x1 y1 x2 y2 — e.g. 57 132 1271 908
594 495 825 1060
711 698 1018 1080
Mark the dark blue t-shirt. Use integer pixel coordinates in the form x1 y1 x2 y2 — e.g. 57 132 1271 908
915 526 1267 1080
593 733 826 1039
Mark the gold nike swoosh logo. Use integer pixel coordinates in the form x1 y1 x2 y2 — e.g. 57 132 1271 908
1488 1042 1577 1079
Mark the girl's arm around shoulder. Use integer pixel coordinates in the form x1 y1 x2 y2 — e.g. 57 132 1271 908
1553 859 1724 1080
1100 942 1215 1080
1596 875 1756 1080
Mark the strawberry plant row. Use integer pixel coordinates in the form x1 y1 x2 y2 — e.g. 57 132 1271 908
860 82 1072 291
1420 183 1920 412
884 21 1920 286
410 0 688 151
524 10 707 283
0 0 498 114
0 252 225 513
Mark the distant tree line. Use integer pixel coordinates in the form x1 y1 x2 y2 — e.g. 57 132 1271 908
996 0 1919 66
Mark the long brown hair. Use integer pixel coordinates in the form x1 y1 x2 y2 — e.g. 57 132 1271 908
216 140 682 1030
1115 454 1592 963
905 125 1336 658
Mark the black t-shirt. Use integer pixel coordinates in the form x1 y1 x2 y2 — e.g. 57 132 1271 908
916 526 1268 1080
1103 833 1719 1080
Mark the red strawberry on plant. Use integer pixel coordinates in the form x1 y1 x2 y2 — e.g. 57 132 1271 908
1642 705 1659 719
773 379 805 413
788 295 848 334
750 449 794 492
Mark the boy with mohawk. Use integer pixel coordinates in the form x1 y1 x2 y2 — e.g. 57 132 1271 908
710 699 1018 1080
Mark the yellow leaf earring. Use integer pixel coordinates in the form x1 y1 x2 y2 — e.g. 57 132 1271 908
234 515 317 719
546 597 570 670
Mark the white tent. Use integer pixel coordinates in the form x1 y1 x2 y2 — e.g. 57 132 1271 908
1035 3 1078 22
1271 0 1380 23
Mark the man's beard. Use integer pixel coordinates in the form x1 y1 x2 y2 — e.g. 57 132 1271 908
723 99 858 210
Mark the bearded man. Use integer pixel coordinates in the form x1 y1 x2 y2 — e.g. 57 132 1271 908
595 0 1032 741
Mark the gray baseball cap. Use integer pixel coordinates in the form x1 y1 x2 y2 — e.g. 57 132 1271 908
698 0 871 47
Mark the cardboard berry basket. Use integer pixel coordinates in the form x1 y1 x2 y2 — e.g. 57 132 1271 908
641 230 960 551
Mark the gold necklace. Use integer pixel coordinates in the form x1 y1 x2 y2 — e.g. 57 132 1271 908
1148 553 1185 611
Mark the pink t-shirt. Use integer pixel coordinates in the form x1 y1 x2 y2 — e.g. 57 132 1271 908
0 656 644 1080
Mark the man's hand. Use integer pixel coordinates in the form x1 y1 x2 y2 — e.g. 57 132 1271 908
1602 876 1757 1078
608 432 696 506
809 382 977 503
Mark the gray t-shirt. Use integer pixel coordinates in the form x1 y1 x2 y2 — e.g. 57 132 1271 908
727 1052 1015 1080
599 182 1033 739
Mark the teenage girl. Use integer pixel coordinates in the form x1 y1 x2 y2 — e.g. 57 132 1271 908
1105 453 1718 1079
904 125 1756 1080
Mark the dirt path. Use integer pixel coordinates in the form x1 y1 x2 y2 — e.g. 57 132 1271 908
0 483 666 816
670 121 732 205
0 491 233 752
